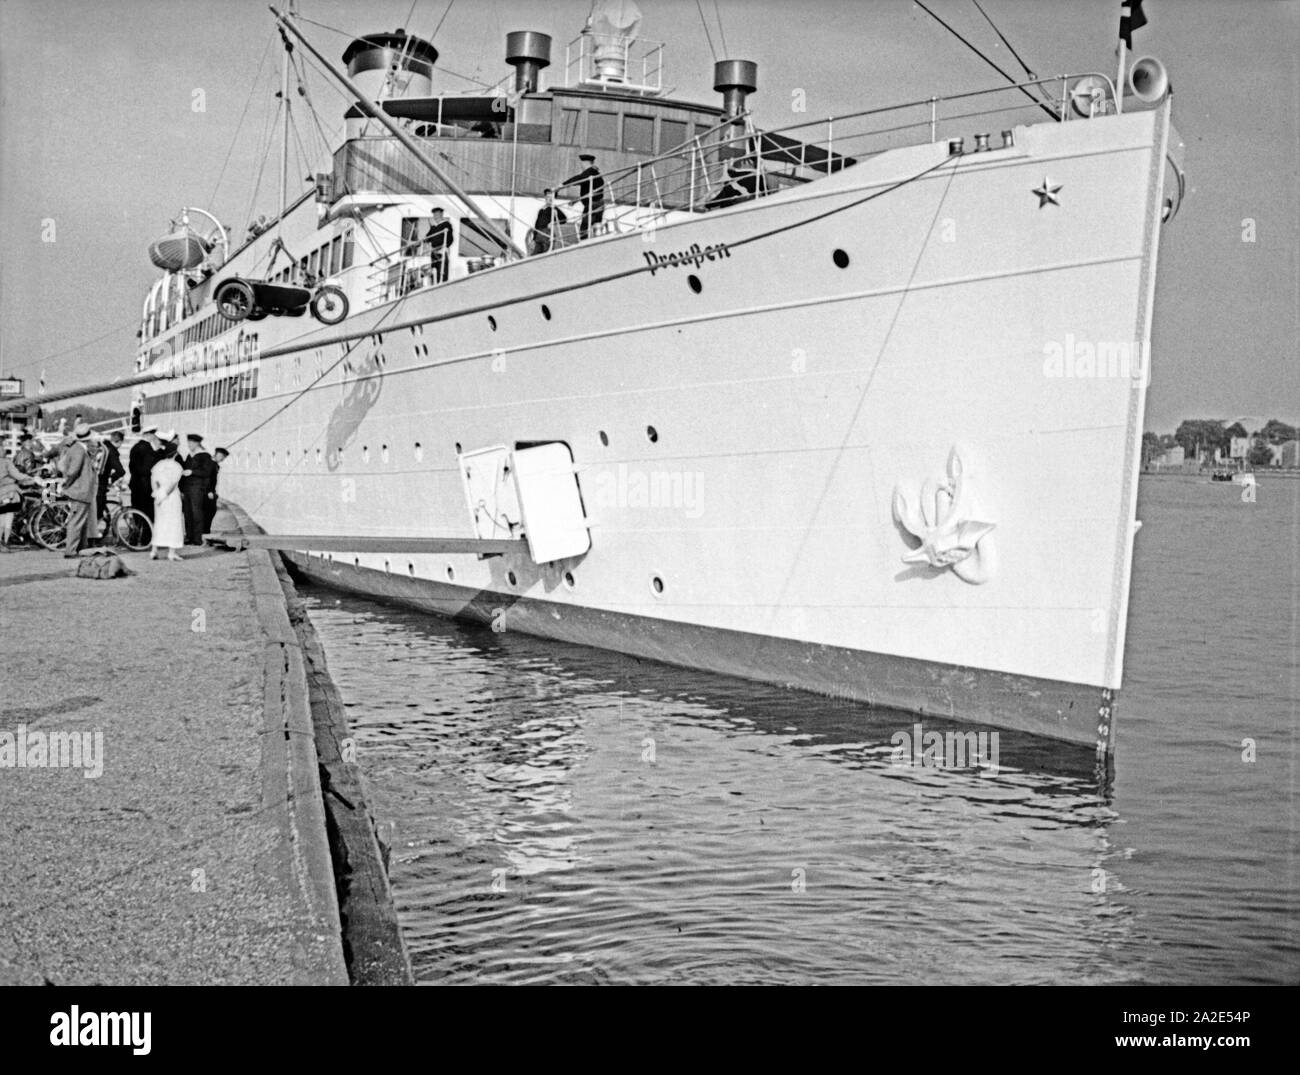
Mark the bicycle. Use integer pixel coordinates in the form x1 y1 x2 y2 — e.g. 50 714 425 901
28 481 70 551
102 479 152 551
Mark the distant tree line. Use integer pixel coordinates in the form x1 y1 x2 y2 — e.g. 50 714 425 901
1143 419 1297 467
35 404 126 431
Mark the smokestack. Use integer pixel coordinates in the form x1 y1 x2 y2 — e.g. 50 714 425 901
341 29 438 101
713 59 758 117
505 31 552 94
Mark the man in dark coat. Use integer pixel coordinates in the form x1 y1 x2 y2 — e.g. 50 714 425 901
96 430 126 531
561 153 605 239
178 433 215 546
204 447 228 536
128 428 160 521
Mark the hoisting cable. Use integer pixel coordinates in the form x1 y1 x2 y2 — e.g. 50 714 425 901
695 0 718 62
971 0 1037 81
912 0 1059 120
713 0 730 58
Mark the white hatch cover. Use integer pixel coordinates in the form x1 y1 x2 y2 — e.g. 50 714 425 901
510 442 591 564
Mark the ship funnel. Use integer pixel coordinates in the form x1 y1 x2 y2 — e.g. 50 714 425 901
342 29 438 103
587 0 642 83
713 59 758 117
505 31 552 93
1126 56 1169 102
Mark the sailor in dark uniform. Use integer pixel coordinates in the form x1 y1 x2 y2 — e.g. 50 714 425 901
529 189 568 254
178 433 215 545
128 427 160 521
561 153 605 239
424 208 455 283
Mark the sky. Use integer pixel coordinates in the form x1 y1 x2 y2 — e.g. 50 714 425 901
0 0 1296 432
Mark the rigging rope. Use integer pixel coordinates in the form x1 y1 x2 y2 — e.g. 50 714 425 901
912 0 1058 120
209 31 277 209
695 0 718 62
971 0 1037 81
713 0 730 58
430 0 456 40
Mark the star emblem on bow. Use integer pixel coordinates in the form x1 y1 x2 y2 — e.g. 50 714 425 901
1032 178 1062 208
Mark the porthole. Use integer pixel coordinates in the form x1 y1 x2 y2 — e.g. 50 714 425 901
362 446 370 464
446 564 455 581
687 274 702 294
541 304 552 320
650 575 665 595
563 571 576 589
507 570 518 587
414 442 423 462
487 315 498 331
354 557 360 569
384 559 391 573
407 563 415 576
832 248 850 269
454 441 462 455
315 448 322 465
646 425 659 444
381 444 389 464
598 430 609 447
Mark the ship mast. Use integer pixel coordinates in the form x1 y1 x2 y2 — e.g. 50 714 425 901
277 0 298 227
270 6 526 261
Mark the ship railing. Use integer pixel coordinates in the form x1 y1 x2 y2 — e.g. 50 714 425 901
600 72 1120 230
562 33 665 95
367 248 526 303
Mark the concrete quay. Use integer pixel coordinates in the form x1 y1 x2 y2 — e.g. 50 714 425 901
0 514 400 985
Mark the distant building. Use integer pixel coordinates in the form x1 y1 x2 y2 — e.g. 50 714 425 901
1229 436 1250 459
1154 446 1184 469
1276 440 1300 468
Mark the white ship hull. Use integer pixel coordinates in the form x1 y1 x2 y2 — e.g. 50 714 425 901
146 104 1176 749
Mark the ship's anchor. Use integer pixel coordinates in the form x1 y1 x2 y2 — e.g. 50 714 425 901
892 447 997 585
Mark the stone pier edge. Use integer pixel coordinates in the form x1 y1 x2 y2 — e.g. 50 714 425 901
226 504 414 986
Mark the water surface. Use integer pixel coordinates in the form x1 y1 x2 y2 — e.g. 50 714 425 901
299 474 1298 984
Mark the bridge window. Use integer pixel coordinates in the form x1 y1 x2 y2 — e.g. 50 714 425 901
329 235 343 275
587 109 618 150
558 107 581 145
623 114 654 154
660 118 689 152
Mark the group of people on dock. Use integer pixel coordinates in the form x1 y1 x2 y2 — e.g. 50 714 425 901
0 423 226 560
1 425 125 554
128 428 227 561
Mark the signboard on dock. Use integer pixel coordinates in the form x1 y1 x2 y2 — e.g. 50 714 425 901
0 377 23 397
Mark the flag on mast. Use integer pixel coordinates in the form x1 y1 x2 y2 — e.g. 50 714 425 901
1120 0 1148 50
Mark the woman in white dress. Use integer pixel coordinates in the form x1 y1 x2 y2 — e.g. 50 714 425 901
150 437 186 561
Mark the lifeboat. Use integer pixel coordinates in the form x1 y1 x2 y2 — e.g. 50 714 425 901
148 228 211 272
